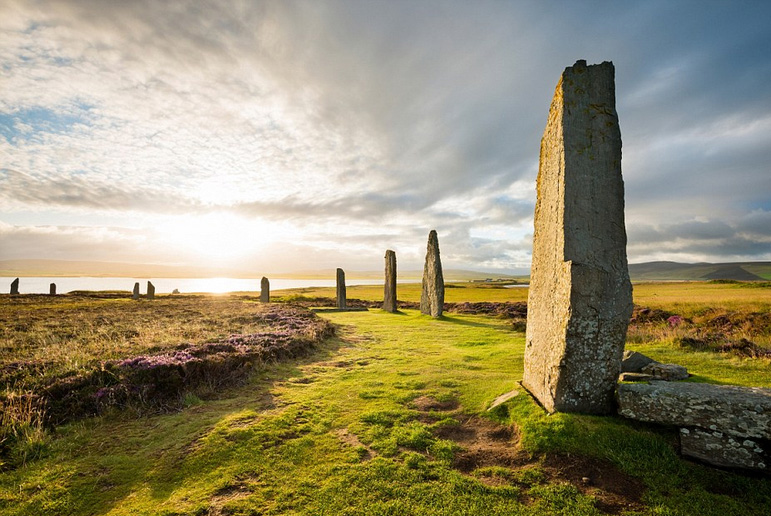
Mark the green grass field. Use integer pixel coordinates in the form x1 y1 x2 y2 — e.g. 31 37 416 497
1 282 770 515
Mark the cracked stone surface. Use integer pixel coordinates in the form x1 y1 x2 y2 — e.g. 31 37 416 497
522 60 633 414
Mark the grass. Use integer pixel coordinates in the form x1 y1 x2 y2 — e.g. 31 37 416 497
0 283 770 514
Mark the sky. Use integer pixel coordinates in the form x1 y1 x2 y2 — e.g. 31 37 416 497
1 0 771 274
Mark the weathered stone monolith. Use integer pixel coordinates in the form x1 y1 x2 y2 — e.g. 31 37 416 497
132 282 140 300
10 278 19 295
336 268 346 309
522 60 633 415
49 283 56 296
147 281 155 300
260 277 270 303
383 250 397 312
420 230 444 317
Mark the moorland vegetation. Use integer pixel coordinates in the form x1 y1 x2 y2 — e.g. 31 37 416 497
1 281 770 515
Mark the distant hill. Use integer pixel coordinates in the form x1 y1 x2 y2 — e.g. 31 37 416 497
628 261 771 281
4 258 770 282
0 259 525 281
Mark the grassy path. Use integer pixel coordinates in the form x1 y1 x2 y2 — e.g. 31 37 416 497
1 308 770 515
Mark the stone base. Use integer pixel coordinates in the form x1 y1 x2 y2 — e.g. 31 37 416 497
680 427 769 472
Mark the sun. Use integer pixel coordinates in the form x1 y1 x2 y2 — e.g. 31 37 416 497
155 212 284 266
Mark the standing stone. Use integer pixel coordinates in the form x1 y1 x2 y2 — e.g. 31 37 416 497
336 268 346 309
383 250 397 312
147 281 155 300
10 278 19 295
260 277 270 303
420 230 444 317
522 60 633 415
132 282 140 300
49 283 56 296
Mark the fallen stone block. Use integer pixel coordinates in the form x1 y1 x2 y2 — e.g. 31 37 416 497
680 427 769 471
618 382 771 439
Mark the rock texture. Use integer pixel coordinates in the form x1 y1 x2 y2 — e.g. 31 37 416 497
523 60 633 414
383 250 397 313
420 230 444 318
336 268 346 310
618 382 771 439
260 277 270 303
10 278 19 295
618 381 771 471
147 281 155 300
132 282 140 300
621 351 656 373
640 362 689 381
49 283 56 296
680 427 768 471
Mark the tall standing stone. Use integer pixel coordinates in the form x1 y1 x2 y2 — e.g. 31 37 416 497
522 60 633 415
147 281 155 300
383 250 397 313
132 282 140 300
260 277 270 303
336 268 346 309
49 283 56 296
10 278 19 295
420 230 444 318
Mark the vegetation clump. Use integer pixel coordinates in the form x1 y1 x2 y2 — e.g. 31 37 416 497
0 295 333 469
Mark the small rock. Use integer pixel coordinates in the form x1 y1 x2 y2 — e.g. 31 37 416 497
619 372 655 382
621 350 657 373
488 389 520 411
641 363 689 381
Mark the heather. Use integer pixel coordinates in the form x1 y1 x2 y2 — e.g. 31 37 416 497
0 295 332 468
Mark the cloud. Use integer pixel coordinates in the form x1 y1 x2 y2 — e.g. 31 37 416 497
1 0 771 270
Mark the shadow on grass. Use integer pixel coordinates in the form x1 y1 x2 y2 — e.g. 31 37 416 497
41 334 350 514
436 314 503 330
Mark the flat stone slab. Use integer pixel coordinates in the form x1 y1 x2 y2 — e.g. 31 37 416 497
680 427 769 471
618 382 771 439
488 389 520 411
